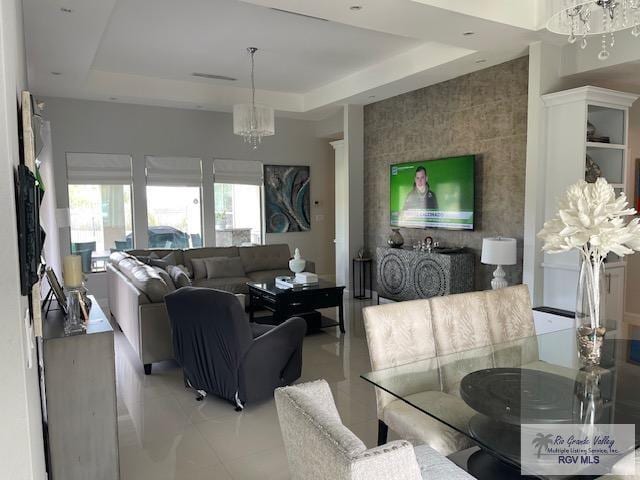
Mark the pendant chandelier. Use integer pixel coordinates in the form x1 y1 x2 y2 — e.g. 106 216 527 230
233 47 275 149
547 0 640 60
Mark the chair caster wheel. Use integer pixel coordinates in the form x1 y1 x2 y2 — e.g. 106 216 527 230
235 405 243 412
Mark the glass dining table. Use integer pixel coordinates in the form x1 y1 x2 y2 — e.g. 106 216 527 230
361 328 640 479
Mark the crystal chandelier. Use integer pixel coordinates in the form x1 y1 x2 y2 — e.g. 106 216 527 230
547 0 640 60
233 47 275 149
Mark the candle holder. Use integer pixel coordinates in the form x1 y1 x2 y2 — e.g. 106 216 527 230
64 285 87 335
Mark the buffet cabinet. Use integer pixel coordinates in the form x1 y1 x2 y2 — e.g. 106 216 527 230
40 297 119 479
376 247 474 302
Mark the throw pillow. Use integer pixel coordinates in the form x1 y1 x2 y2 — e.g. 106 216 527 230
167 265 191 288
190 257 208 280
152 266 176 292
149 251 178 266
204 257 246 279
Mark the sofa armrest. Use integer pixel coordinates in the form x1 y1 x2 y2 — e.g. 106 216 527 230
240 317 307 402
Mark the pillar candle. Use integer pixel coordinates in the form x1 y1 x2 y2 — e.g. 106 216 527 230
63 255 83 288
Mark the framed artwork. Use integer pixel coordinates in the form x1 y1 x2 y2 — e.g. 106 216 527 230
264 165 311 233
45 267 66 313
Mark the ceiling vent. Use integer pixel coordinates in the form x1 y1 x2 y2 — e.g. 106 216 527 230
191 73 237 81
269 8 329 22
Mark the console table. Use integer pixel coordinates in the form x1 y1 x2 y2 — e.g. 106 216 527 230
40 297 119 479
376 246 474 302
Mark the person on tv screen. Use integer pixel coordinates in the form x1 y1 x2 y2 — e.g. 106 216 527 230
402 166 438 211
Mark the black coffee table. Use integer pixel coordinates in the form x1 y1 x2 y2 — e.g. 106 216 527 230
247 280 345 334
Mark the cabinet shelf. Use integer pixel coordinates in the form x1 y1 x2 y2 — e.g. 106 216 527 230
586 142 625 150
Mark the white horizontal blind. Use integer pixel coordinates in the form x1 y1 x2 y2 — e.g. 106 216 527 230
213 159 263 185
66 153 132 185
146 156 202 186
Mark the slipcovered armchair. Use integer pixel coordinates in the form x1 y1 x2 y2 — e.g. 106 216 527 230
275 380 473 480
165 287 306 410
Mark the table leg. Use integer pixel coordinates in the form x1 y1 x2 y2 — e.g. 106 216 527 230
249 294 254 322
338 297 345 334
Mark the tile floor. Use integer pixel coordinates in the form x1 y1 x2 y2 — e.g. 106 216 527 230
115 296 397 479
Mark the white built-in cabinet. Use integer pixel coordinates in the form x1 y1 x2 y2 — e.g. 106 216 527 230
541 86 638 330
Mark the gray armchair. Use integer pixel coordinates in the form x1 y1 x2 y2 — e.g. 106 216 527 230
275 380 474 480
165 287 306 410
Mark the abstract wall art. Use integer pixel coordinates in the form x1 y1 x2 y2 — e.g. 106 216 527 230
264 165 310 233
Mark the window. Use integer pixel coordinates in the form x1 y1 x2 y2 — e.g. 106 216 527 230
214 183 262 246
213 159 263 247
66 153 133 273
145 156 202 248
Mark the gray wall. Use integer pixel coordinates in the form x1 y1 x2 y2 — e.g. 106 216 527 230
364 56 529 291
42 97 336 277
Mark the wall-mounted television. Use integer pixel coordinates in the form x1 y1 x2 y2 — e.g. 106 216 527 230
390 155 475 230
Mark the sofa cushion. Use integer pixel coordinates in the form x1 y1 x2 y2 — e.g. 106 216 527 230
183 246 239 276
204 257 246 279
239 244 291 273
126 249 184 266
150 250 179 266
152 266 175 292
167 265 191 288
246 269 292 283
117 260 170 303
109 251 132 267
190 257 208 280
192 276 251 294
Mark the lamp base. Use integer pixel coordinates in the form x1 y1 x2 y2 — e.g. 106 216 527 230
491 265 508 290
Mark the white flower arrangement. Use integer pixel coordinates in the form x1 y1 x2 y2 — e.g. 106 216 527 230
538 178 640 261
538 178 640 337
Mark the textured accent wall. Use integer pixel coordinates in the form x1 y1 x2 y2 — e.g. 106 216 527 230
364 56 529 291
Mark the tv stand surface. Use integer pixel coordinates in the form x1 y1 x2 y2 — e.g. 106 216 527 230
376 246 474 301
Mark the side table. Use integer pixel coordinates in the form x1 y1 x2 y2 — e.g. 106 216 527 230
352 257 372 300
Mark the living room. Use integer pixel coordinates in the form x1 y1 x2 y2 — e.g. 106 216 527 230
3 1 640 479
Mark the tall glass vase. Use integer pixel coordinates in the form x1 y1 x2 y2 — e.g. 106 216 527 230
575 260 606 366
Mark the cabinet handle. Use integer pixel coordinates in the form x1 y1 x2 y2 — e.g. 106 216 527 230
607 274 611 294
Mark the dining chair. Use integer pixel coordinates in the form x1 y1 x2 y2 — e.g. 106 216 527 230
274 379 473 480
362 284 537 456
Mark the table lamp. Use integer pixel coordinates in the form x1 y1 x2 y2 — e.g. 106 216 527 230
481 237 516 290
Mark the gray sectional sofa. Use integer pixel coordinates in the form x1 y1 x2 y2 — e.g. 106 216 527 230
107 244 314 374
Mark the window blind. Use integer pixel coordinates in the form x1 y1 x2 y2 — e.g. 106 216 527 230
213 159 263 186
146 156 202 186
66 153 132 185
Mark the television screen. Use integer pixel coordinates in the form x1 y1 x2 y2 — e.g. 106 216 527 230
390 155 475 230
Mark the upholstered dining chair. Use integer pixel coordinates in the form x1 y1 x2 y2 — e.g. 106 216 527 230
275 380 474 480
362 284 537 456
165 287 307 410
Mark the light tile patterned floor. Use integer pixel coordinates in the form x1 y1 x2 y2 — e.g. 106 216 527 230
114 296 395 479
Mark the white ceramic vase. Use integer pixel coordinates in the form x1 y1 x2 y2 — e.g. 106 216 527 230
289 248 306 274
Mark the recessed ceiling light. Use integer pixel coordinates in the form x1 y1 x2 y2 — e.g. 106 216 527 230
475 59 487 64
350 5 363 11
463 31 475 36
109 97 118 101
60 7 73 13
50 71 61 76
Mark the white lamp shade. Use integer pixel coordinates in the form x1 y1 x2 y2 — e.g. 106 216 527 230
481 237 516 266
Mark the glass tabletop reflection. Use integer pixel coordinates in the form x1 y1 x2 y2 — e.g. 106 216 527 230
361 328 640 472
